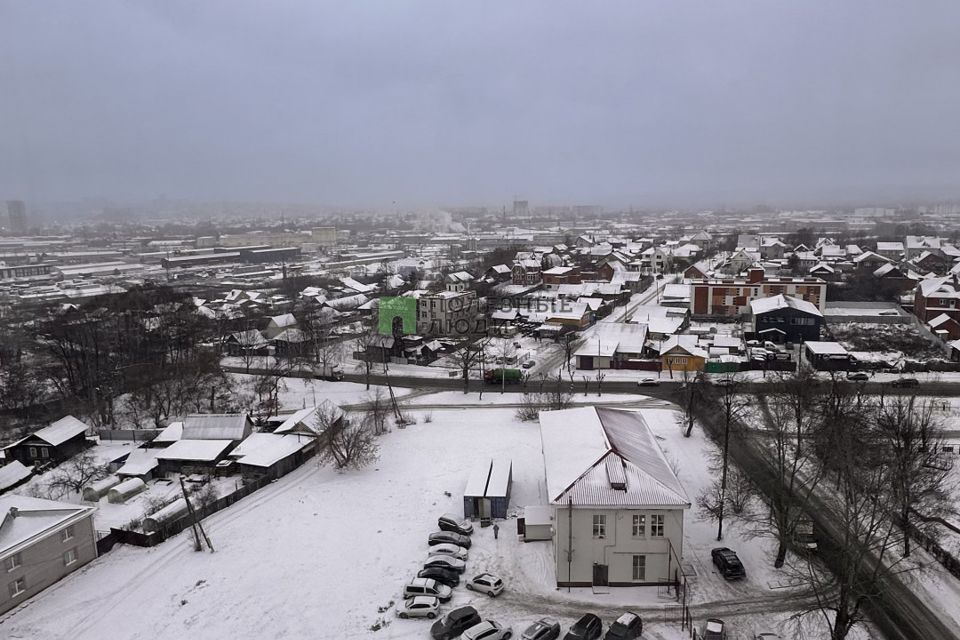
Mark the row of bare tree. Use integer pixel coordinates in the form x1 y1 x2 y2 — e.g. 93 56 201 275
689 369 955 640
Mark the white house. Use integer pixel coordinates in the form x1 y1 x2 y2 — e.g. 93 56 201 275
538 407 690 587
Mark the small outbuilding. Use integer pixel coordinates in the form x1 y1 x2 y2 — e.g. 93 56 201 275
156 440 234 475
462 458 513 520
520 505 554 542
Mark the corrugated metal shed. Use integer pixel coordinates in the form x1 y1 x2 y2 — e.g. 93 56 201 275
182 414 252 441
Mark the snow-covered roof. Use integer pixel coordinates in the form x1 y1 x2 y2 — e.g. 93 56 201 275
155 439 233 462
539 407 689 508
182 414 251 441
272 402 342 435
804 341 849 355
659 335 708 359
267 313 297 328
115 449 159 477
0 495 94 557
928 313 957 329
155 421 183 443
749 294 823 317
464 458 492 498
0 461 31 492
13 415 91 448
230 433 312 468
339 276 375 294
486 458 512 498
876 241 904 252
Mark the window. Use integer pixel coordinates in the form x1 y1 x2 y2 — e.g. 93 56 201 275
651 514 665 537
5 554 21 572
60 526 75 543
40 448 49 459
632 555 646 581
8 577 25 598
63 548 77 566
592 514 606 538
632 514 646 537
29 447 37 458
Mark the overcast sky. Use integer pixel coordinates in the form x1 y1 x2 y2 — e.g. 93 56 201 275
1 1 959 209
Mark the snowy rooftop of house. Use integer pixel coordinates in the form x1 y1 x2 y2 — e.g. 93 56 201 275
574 323 648 358
749 294 823 317
877 241 904 251
0 495 94 556
486 458 512 498
0 461 31 492
155 421 183 443
538 407 689 508
116 449 159 476
659 335 708 358
272 402 342 435
155 439 233 462
267 313 297 328
230 433 312 468
182 414 250 441
661 283 691 300
339 276 375 294
24 415 90 447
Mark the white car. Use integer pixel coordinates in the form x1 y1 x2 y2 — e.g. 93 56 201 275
402 577 452 602
465 573 504 597
424 554 466 573
396 595 440 619
429 543 469 560
462 619 513 640
637 377 660 387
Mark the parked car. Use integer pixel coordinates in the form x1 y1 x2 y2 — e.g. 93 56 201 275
462 620 513 640
603 612 642 639
522 360 535 369
711 547 746 580
397 595 440 619
563 614 602 640
763 341 780 352
891 377 920 388
636 378 660 387
429 531 472 549
425 554 467 573
418 566 461 588
522 618 561 640
846 371 869 381
712 378 734 388
465 572 504 597
429 543 469 561
438 513 474 535
403 577 453 602
703 618 725 640
755 634 781 640
431 606 481 640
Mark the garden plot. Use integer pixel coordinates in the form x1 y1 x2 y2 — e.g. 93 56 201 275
827 322 946 365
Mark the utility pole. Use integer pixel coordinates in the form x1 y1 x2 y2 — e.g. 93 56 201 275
179 476 214 552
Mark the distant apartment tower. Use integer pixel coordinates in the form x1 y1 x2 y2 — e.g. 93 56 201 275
6 200 27 234
312 226 338 248
512 200 529 216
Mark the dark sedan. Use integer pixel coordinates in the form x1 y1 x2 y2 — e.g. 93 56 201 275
418 566 461 588
428 531 472 549
563 614 602 640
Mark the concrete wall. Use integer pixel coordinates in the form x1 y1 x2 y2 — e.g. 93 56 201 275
1 513 97 614
552 507 684 587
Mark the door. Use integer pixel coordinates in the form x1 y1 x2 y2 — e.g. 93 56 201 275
592 563 608 586
479 498 491 519
517 517 526 535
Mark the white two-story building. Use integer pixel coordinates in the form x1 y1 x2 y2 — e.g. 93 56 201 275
538 407 690 588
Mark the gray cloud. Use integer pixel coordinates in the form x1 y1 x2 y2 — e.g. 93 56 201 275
1 1 959 208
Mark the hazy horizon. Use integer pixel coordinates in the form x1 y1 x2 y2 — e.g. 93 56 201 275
2 1 959 208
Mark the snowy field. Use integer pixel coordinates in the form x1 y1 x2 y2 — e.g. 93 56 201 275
1 406 872 640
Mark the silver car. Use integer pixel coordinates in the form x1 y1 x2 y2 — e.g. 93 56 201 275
429 543 469 561
466 572 504 597
462 620 513 640
424 554 466 573
396 595 440 619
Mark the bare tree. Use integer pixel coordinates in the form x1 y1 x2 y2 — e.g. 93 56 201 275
318 417 380 470
711 374 748 541
674 368 705 437
873 395 954 557
450 338 485 393
354 326 377 390
744 371 825 567
47 451 109 498
365 388 390 436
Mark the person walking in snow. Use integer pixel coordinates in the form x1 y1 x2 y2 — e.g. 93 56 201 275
493 523 499 539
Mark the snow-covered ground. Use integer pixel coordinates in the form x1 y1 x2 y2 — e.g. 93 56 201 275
0 403 873 640
228 373 414 409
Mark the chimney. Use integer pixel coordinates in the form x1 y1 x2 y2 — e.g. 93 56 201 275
747 267 765 284
8 507 18 518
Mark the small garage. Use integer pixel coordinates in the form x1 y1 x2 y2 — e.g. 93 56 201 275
520 505 554 542
462 457 513 520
